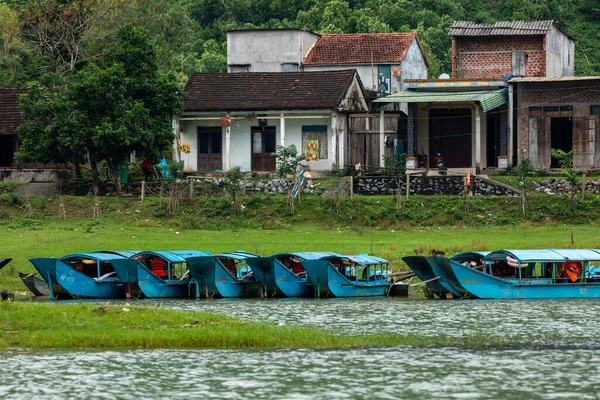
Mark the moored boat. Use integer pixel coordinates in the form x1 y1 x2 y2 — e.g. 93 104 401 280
246 252 339 297
52 252 131 298
402 251 488 299
19 272 50 296
450 249 600 299
303 255 391 298
114 250 210 298
186 252 262 298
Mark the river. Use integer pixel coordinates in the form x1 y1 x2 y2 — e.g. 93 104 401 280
2 298 600 399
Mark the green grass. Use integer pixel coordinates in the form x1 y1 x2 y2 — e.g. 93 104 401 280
0 302 590 350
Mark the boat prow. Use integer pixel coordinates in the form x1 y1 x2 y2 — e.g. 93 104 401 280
110 259 143 298
402 256 449 298
0 258 12 271
29 258 71 299
19 272 50 297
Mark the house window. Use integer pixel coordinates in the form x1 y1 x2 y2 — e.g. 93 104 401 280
281 63 298 72
529 106 573 116
591 105 600 115
302 125 328 160
229 64 250 73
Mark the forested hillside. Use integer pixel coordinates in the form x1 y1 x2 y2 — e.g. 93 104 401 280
0 0 599 87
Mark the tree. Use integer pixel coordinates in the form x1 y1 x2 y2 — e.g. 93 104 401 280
17 24 184 195
551 148 580 212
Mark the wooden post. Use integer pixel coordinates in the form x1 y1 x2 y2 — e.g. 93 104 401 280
581 172 586 200
350 176 354 199
189 177 194 200
141 181 145 203
405 173 410 199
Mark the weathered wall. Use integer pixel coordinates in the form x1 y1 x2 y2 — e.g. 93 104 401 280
227 30 320 72
304 64 400 93
0 168 59 182
546 27 575 77
353 175 519 196
400 40 429 82
453 35 546 79
515 80 600 169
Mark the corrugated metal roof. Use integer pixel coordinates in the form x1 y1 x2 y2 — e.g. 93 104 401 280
509 76 600 83
374 88 507 113
449 20 573 39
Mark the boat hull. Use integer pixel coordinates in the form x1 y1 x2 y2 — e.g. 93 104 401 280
303 260 388 298
187 256 262 298
29 258 71 299
246 257 312 298
402 256 451 298
110 259 144 299
450 262 600 299
137 264 194 298
56 261 124 298
435 257 470 298
19 272 50 297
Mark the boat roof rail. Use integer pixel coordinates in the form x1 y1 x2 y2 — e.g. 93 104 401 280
63 252 129 261
484 249 600 263
271 251 341 260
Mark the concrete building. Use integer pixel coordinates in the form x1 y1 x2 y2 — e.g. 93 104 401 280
511 76 600 170
227 29 320 73
450 20 575 79
176 70 368 173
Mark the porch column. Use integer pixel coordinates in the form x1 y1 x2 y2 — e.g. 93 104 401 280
406 103 416 169
475 105 481 173
331 113 337 167
379 109 385 168
280 113 285 147
225 113 231 171
499 107 508 168
508 84 515 167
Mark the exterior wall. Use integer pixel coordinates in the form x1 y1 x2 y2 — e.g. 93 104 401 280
227 30 320 73
546 27 575 77
400 40 429 82
178 112 339 173
453 35 546 79
515 81 600 169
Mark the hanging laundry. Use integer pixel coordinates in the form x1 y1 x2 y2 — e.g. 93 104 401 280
306 140 319 161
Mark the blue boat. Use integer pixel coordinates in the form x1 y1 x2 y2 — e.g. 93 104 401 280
29 252 132 299
450 249 600 299
402 251 488 299
303 255 391 298
112 250 210 298
246 252 339 297
186 252 263 298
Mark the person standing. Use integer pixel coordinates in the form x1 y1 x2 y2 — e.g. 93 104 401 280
141 160 152 181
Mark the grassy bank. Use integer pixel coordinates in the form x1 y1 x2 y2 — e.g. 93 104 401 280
0 302 590 350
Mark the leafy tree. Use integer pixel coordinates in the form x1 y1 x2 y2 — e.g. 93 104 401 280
17 24 184 195
271 144 304 178
512 158 535 215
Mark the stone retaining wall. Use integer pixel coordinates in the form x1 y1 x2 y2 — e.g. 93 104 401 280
534 178 600 194
353 176 519 196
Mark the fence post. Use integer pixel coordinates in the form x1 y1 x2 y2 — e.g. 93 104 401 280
189 177 194 200
405 173 410 199
582 172 586 200
141 181 145 203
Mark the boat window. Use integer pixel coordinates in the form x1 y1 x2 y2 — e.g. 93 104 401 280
171 262 187 279
63 257 97 278
218 257 238 277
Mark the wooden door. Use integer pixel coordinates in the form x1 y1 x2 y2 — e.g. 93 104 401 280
528 117 551 169
573 117 594 169
197 128 223 173
251 126 276 171
429 108 471 168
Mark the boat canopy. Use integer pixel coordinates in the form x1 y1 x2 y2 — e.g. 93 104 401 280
484 249 600 263
216 252 260 260
94 250 139 258
322 255 389 265
62 252 129 261
271 252 340 260
132 250 210 263
452 251 489 259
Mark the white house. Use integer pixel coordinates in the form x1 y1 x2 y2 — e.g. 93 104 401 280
175 70 368 173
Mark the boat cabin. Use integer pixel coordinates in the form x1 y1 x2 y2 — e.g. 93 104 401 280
60 252 128 280
322 255 390 283
272 252 340 277
133 250 209 280
483 249 600 284
216 252 259 279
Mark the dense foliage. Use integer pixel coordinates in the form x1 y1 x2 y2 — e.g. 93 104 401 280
1 0 599 87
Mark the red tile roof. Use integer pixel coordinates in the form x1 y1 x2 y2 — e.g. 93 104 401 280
303 32 427 66
184 70 360 112
0 89 26 135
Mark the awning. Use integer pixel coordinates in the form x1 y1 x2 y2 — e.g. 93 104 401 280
374 88 507 113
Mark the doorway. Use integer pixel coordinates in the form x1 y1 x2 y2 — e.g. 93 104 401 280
0 135 15 167
550 117 572 168
429 108 472 168
251 126 276 171
486 112 501 168
197 127 223 173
